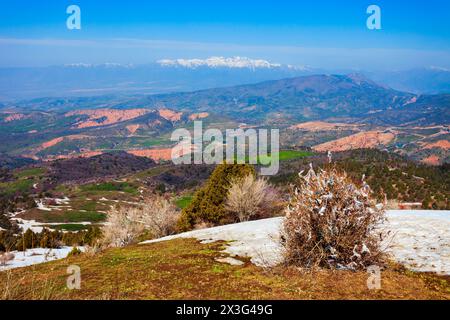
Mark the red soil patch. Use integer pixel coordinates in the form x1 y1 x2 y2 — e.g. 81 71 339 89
44 151 103 161
422 140 450 151
41 137 64 149
313 131 396 152
150 120 162 127
66 109 150 128
290 121 361 132
159 109 183 122
40 135 91 150
403 96 418 106
128 149 173 161
189 112 209 121
421 155 441 166
126 124 140 134
128 146 194 162
3 113 26 122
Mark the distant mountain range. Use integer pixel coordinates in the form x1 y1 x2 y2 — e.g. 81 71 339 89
0 58 316 100
145 74 449 126
1 57 449 100
0 72 448 165
2 73 449 127
368 67 450 94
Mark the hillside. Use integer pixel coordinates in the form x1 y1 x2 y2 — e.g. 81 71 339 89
0 74 448 165
1 238 449 300
141 74 449 127
1 150 449 300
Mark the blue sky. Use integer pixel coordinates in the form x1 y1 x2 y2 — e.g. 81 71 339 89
0 0 449 70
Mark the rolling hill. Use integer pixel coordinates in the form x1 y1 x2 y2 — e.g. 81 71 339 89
144 74 448 126
0 74 448 164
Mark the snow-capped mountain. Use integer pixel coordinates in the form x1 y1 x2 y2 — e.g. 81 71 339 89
64 63 135 69
0 59 316 100
2 57 447 100
157 56 314 72
158 56 283 69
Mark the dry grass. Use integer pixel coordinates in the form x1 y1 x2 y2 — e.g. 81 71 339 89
0 238 448 300
1 268 58 300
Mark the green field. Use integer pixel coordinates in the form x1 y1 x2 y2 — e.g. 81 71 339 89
277 150 314 161
0 167 46 196
0 179 34 195
14 167 46 179
42 211 106 223
50 224 91 231
81 182 138 195
239 150 314 164
175 195 193 209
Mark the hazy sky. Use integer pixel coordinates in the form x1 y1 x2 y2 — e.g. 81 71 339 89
0 0 449 70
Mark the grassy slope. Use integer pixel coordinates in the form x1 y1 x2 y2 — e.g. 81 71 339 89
0 167 46 196
175 196 193 209
2 239 449 300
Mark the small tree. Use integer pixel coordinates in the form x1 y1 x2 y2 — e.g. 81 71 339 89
178 163 255 231
101 205 145 248
140 196 179 238
225 174 278 222
101 195 179 248
282 165 386 270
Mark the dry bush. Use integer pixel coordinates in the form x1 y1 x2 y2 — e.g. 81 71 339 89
101 205 144 248
101 196 179 248
0 252 15 266
225 174 280 222
282 165 386 270
193 221 215 230
140 197 180 238
84 243 101 257
179 164 255 231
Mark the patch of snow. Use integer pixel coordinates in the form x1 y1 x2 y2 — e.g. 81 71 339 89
8 209 26 218
216 257 245 266
141 210 450 274
158 56 282 69
12 218 44 233
64 63 134 69
142 217 283 268
0 247 85 271
11 218 92 233
54 197 70 205
35 197 71 211
429 66 450 72
385 210 450 275
36 200 52 211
